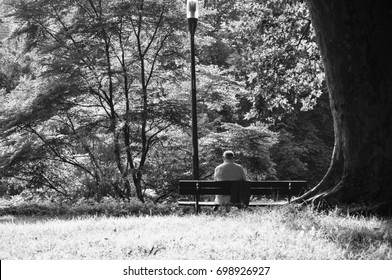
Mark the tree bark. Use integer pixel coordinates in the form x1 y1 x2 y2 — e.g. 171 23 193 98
298 0 392 214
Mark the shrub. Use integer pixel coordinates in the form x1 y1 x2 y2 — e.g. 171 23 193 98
0 196 175 217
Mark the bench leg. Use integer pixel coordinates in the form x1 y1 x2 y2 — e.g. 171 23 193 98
195 194 200 214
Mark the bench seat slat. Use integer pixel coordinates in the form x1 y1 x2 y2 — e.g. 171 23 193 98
178 201 289 207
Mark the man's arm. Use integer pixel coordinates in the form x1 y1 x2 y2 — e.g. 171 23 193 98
241 167 247 181
214 167 218 180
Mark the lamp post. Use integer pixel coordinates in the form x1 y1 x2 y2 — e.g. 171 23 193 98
187 0 199 181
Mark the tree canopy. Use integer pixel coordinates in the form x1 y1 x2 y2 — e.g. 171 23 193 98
0 0 332 204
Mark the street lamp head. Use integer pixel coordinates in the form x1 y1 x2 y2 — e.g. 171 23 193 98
187 0 199 19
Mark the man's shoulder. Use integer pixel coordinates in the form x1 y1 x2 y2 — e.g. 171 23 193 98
215 163 225 171
216 162 243 170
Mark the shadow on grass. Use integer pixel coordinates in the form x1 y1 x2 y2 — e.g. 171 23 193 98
278 205 392 259
328 220 392 259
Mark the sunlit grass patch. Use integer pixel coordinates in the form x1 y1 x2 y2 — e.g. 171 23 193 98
0 206 391 260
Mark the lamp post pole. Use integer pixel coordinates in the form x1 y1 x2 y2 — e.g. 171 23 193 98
187 0 199 181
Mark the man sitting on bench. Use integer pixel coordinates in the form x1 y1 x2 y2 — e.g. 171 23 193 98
213 150 247 211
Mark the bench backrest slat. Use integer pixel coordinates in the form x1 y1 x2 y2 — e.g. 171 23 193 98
178 180 307 196
179 180 231 195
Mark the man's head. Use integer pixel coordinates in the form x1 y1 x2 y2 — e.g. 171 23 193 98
222 150 234 161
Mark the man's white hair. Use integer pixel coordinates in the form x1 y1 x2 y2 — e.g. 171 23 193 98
223 150 234 159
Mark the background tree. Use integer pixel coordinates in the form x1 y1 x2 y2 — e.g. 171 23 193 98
219 0 324 120
298 0 392 214
1 0 336 204
1 0 190 201
271 91 333 186
0 0 254 202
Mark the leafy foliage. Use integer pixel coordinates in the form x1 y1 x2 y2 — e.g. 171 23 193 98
200 122 277 180
2 0 193 201
0 195 173 216
270 91 333 186
0 0 333 203
209 0 325 121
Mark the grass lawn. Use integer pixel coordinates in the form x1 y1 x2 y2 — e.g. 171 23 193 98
1 205 391 260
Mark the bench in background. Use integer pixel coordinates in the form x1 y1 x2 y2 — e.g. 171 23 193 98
178 180 307 214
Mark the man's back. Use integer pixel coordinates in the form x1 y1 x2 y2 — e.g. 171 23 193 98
214 161 246 181
213 150 247 208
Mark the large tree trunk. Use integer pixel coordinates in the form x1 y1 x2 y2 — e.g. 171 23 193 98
297 0 392 214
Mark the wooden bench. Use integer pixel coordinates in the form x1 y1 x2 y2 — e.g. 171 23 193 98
178 180 307 214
